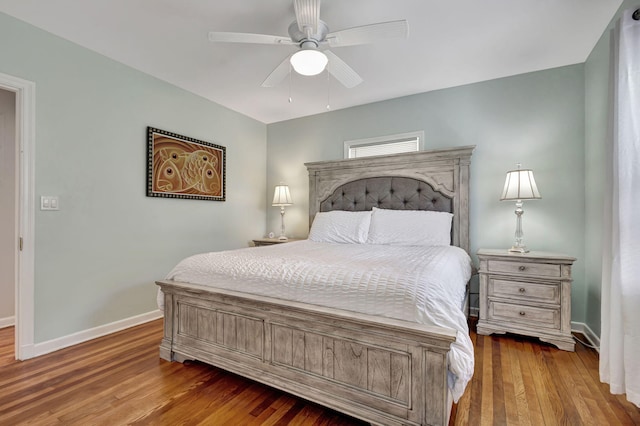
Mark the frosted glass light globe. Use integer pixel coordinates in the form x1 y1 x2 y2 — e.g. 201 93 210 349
290 50 328 76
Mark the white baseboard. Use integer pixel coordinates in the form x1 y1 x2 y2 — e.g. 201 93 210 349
30 310 163 358
571 321 600 352
0 316 15 329
25 312 597 359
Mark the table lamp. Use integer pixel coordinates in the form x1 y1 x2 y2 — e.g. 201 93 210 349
272 184 293 240
500 164 541 253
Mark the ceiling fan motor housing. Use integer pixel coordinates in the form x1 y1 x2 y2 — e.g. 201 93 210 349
288 20 328 45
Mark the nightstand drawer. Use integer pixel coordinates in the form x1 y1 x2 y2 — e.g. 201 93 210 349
489 279 560 304
489 301 560 329
487 260 560 278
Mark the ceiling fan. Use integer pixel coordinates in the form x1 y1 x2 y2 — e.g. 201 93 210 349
208 0 408 89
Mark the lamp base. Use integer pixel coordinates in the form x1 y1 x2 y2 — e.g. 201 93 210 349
277 206 288 241
509 245 529 254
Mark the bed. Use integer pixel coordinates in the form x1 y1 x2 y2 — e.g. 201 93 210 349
156 145 475 426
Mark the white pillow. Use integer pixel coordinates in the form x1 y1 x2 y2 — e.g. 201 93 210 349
308 210 372 244
366 207 453 246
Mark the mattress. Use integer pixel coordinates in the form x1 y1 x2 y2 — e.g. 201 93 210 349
160 240 474 401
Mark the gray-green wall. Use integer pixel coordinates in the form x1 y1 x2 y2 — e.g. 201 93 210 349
2 1 625 342
267 65 587 323
0 12 267 342
583 1 635 338
268 0 633 334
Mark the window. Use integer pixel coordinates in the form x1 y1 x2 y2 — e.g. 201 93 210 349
344 131 424 159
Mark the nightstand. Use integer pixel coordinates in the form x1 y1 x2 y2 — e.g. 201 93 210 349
252 238 301 247
476 249 576 351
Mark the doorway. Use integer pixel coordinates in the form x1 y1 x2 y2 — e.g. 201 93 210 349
0 72 35 360
0 89 16 331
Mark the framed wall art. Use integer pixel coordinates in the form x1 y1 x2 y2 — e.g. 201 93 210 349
146 127 226 201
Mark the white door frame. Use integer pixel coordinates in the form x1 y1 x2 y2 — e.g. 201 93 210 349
0 72 35 360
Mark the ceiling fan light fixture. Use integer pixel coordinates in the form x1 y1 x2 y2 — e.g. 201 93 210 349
290 49 328 76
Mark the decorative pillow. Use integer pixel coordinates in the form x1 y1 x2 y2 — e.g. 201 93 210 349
308 210 372 244
366 207 453 246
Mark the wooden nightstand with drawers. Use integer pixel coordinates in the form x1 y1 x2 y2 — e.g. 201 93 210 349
476 249 576 351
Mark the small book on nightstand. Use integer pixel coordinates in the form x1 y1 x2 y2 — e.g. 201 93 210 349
252 238 302 247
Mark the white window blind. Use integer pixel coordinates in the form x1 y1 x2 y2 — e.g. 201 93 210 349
344 131 424 159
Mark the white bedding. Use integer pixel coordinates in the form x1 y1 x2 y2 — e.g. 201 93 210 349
160 240 474 401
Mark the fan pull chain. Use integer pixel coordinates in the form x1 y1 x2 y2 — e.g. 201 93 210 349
288 63 293 103
326 69 331 110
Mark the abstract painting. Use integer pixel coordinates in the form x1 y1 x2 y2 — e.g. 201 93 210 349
147 127 226 201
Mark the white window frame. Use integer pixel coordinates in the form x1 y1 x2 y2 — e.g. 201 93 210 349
343 131 425 159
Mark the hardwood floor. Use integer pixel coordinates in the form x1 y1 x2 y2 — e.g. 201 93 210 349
0 321 365 426
1 320 638 425
453 321 640 425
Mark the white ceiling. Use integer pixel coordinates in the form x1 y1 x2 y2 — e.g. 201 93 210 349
0 0 621 124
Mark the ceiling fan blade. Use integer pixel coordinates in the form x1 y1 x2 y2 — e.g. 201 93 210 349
294 0 321 35
325 51 363 88
261 56 292 87
326 20 409 47
208 31 294 45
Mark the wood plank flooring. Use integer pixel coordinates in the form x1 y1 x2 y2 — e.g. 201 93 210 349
1 319 638 425
453 321 640 425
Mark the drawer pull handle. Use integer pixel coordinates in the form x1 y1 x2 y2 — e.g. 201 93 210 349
519 311 526 316
518 265 526 271
519 288 526 293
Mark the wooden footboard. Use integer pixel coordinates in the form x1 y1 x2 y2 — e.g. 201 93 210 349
157 280 457 426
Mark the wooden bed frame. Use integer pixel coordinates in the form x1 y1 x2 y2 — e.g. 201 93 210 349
157 146 474 426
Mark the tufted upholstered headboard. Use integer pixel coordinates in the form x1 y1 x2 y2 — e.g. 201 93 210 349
319 176 452 213
305 146 474 254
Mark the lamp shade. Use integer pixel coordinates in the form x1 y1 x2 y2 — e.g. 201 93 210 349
500 169 541 200
290 49 328 76
272 185 293 206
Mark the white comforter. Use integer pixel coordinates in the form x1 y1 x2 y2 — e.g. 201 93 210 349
161 240 474 401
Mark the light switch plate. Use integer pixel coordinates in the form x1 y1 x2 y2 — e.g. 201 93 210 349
41 196 59 211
